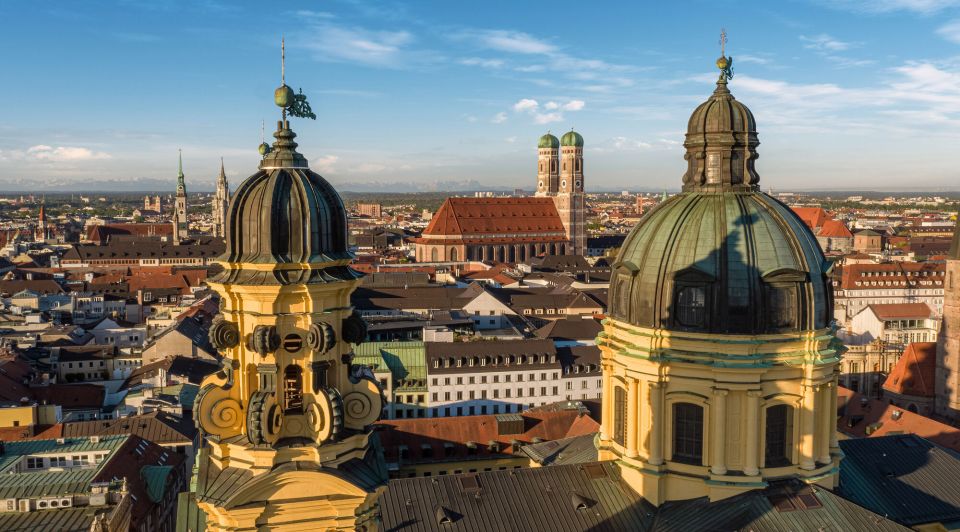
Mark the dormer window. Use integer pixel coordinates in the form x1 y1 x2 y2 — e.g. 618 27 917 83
675 286 706 328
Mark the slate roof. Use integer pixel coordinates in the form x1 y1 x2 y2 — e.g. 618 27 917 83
62 238 224 262
883 341 937 397
653 478 908 532
425 339 557 374
33 410 196 446
520 433 598 466
838 434 960 526
380 461 657 532
535 317 602 341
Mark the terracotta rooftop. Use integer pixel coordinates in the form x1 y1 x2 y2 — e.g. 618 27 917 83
883 342 937 398
818 219 853 239
837 386 960 452
867 302 934 320
421 197 566 237
791 207 829 230
375 408 599 463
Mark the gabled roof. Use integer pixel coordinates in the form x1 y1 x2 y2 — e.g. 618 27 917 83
535 317 602 341
34 410 195 446
883 342 936 398
837 387 960 452
422 197 565 237
790 207 829 229
818 218 853 238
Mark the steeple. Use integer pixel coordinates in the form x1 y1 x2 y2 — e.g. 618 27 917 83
177 149 186 192
212 157 229 238
192 39 384 531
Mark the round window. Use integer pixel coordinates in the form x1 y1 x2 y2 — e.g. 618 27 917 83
538 181 544 188
575 180 582 189
561 180 567 188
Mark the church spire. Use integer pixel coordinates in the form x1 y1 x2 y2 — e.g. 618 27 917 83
177 149 186 192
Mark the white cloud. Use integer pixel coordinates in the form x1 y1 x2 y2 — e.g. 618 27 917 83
937 19 960 43
313 155 339 172
533 112 563 124
800 34 852 52
515 65 545 73
492 112 508 123
459 57 505 68
26 145 111 161
460 30 556 54
513 98 539 112
510 98 584 125
821 0 960 13
736 54 772 65
299 22 434 68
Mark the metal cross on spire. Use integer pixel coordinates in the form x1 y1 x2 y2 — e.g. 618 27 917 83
719 28 727 58
281 35 285 86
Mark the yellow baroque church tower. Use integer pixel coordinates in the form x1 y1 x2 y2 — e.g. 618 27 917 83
597 55 843 505
191 53 387 530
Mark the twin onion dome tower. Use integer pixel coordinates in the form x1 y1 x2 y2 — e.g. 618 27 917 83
193 40 387 530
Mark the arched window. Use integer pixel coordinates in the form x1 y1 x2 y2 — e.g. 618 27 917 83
675 286 706 328
613 386 627 446
283 365 303 414
764 404 792 467
450 247 458 261
672 402 703 465
430 248 438 262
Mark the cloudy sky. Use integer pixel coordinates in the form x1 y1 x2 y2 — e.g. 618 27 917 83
3 0 960 191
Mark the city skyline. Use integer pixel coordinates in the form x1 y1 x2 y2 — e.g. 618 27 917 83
4 0 960 191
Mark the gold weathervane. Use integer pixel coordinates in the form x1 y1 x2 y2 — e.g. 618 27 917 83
716 28 733 81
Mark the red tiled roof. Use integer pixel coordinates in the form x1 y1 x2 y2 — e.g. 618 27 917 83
84 223 172 243
837 261 945 290
375 409 599 462
791 207 829 230
818 219 853 238
837 386 960 452
31 383 105 409
868 302 934 320
883 342 937 397
422 197 565 237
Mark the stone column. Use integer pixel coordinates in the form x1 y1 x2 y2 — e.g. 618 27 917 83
648 382 663 465
744 390 761 476
600 367 612 440
626 377 639 457
818 382 833 463
711 389 728 475
800 384 817 470
829 374 840 449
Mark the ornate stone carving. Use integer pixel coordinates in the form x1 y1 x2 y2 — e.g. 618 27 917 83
308 386 344 443
340 367 383 430
248 325 280 356
195 368 244 440
306 321 336 353
247 390 281 445
209 315 241 350
341 311 368 345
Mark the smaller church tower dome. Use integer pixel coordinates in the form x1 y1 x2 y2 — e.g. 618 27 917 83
538 133 560 149
561 130 584 147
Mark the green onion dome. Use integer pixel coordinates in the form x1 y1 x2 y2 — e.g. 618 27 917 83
560 130 584 147
538 133 560 149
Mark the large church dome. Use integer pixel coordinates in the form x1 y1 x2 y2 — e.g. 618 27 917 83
608 69 832 335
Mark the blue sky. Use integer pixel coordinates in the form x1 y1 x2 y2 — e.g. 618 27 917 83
3 0 960 192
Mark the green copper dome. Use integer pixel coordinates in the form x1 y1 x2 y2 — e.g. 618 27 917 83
608 73 831 335
561 130 583 147
538 133 560 149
